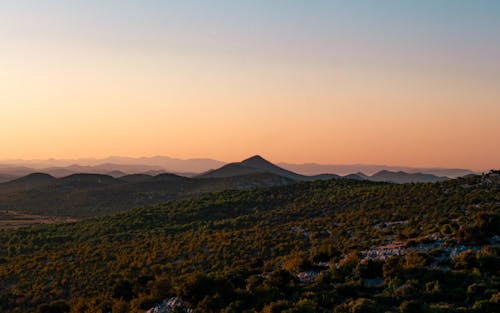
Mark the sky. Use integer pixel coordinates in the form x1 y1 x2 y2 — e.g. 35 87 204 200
0 1 499 170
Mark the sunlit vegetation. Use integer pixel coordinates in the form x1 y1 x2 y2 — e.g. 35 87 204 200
0 172 498 312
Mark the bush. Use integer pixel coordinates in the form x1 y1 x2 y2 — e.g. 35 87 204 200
335 253 360 280
38 300 70 313
334 298 381 313
399 300 431 313
265 269 297 293
262 300 289 313
283 253 311 273
356 259 383 279
283 299 318 313
472 300 500 313
112 280 135 301
453 250 477 270
404 252 427 268
456 226 487 245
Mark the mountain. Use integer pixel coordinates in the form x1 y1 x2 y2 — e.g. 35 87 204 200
1 157 479 178
343 172 368 180
279 162 477 178
59 173 124 186
0 156 459 218
0 156 224 174
309 173 341 180
0 169 293 218
0 173 57 192
119 174 154 183
200 156 453 184
368 170 448 183
197 163 262 179
106 170 127 177
199 155 309 180
0 174 16 183
0 165 43 177
338 171 448 183
1 164 166 178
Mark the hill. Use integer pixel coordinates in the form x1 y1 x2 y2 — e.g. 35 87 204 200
279 162 478 178
368 170 449 183
0 171 498 312
0 156 456 218
0 174 16 183
1 156 474 183
0 156 224 175
0 173 57 192
0 169 293 218
199 155 307 180
199 156 449 183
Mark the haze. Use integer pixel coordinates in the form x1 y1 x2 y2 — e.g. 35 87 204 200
1 1 499 171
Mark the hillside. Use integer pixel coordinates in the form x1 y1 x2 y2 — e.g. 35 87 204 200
279 163 477 178
0 156 224 176
1 157 478 179
0 171 498 312
0 174 15 183
0 156 456 219
0 170 292 218
198 155 307 180
0 156 458 185
0 173 57 192
199 156 449 183
368 170 449 183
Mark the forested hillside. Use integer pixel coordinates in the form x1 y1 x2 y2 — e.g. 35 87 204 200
0 172 291 218
0 172 498 312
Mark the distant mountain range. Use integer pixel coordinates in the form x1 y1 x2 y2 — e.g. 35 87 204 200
0 171 292 218
278 163 477 178
0 155 478 183
200 156 448 183
198 155 339 181
0 155 466 218
0 156 224 174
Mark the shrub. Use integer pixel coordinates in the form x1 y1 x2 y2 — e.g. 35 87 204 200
399 300 431 313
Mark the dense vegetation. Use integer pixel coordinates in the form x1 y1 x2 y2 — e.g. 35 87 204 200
0 172 291 218
0 172 498 312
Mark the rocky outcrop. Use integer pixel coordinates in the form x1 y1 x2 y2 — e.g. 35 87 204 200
145 297 192 313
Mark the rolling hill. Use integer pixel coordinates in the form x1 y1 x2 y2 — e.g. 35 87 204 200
279 162 478 177
198 155 447 183
368 170 449 183
1 156 477 181
0 171 497 312
0 174 16 184
0 173 57 192
198 155 307 180
0 170 293 218
0 156 454 218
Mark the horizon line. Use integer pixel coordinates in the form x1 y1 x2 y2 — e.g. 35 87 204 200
0 154 492 172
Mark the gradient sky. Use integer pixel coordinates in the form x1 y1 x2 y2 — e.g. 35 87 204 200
1 1 499 170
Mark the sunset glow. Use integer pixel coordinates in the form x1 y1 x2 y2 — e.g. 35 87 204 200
1 1 499 170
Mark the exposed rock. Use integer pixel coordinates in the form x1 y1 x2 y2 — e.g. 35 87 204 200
296 271 319 284
145 297 192 313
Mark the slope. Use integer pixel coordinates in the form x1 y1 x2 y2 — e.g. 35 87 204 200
0 172 497 312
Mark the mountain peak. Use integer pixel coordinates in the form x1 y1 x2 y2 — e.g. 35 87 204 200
241 155 269 164
9 172 56 184
198 155 306 180
241 155 283 171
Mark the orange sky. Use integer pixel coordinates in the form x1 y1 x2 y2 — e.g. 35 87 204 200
1 1 499 170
